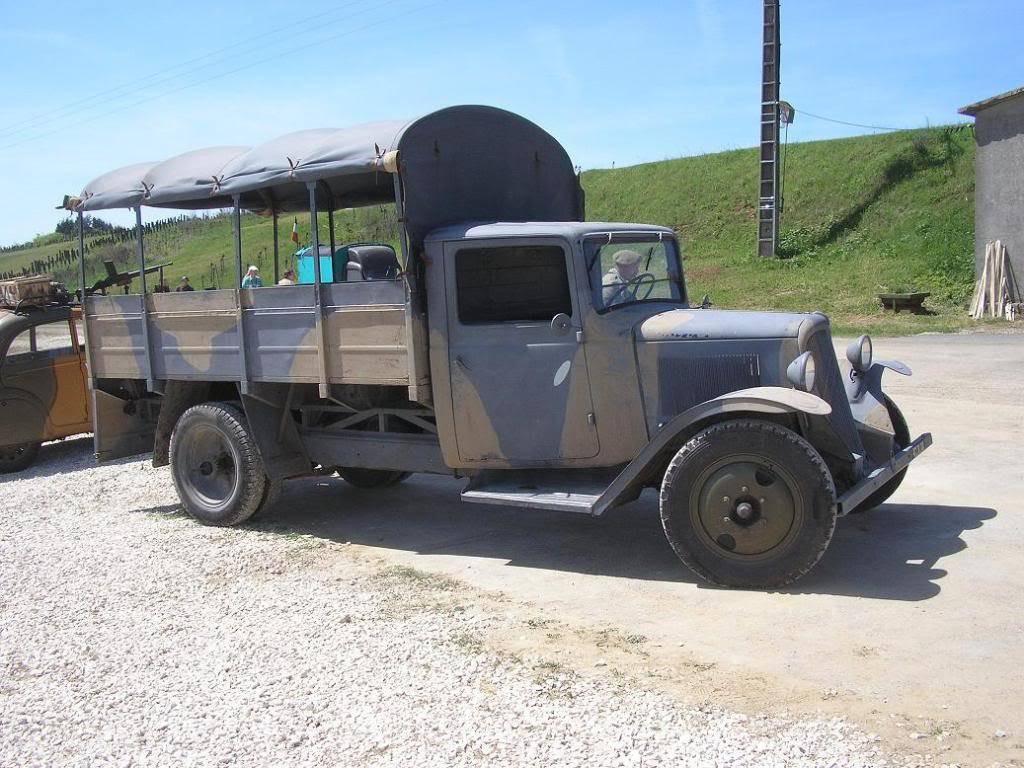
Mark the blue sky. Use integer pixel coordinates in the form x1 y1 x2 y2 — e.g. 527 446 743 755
0 0 1021 245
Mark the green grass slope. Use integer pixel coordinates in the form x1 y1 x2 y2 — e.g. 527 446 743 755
586 125 978 334
2 127 981 335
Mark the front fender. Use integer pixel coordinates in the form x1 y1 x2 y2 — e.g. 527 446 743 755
846 359 912 425
846 360 913 471
592 386 831 515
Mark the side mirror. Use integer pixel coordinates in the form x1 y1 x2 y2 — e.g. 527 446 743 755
701 293 713 309
550 313 574 334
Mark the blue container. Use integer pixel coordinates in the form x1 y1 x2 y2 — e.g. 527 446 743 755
294 246 338 284
293 243 398 284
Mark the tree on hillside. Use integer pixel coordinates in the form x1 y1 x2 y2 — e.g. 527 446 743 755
54 215 118 239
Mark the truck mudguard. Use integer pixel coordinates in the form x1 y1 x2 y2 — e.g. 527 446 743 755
592 387 832 516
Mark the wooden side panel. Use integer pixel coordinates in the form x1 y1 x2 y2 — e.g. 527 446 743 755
324 305 408 384
85 294 145 379
85 282 422 387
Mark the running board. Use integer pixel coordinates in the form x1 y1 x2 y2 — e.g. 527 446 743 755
460 469 620 515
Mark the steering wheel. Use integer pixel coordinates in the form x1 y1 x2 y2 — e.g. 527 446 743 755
628 272 658 300
605 271 658 305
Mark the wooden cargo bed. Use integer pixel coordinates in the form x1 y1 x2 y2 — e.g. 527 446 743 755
85 281 426 387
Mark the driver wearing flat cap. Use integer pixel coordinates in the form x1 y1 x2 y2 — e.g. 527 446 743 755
602 249 642 307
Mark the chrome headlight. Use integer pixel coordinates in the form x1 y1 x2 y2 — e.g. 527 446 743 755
846 335 873 373
787 352 816 393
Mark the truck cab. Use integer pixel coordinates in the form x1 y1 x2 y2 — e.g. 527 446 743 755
425 222 683 469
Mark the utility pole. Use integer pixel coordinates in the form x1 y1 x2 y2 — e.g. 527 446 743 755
758 0 781 258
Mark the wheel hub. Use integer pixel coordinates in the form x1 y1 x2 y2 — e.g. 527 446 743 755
179 425 239 510
732 500 758 524
693 457 802 558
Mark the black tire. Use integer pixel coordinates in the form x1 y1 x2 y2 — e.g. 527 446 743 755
0 442 41 474
854 395 911 513
336 467 411 488
660 419 837 589
169 402 268 527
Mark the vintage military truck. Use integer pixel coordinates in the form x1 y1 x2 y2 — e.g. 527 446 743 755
63 105 930 588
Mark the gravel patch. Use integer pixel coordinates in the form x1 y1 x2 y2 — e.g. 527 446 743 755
0 439 944 767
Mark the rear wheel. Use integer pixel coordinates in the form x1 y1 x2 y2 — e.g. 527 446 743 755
169 402 271 527
854 395 911 513
660 419 837 589
336 467 411 488
0 442 41 474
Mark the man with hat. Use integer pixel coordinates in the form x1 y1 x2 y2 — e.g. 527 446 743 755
241 265 263 289
175 276 194 292
602 249 643 307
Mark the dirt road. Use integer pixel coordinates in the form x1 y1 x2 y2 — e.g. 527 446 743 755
261 333 1023 764
3 333 1020 765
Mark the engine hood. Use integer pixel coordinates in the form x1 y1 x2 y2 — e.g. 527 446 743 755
632 308 829 434
636 308 814 342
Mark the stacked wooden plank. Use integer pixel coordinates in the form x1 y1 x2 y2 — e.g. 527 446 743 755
970 240 1022 320
0 275 55 309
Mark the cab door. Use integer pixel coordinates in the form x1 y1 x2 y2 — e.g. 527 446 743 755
2 318 89 436
444 238 599 464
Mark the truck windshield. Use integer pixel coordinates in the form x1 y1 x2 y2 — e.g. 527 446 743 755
586 235 686 312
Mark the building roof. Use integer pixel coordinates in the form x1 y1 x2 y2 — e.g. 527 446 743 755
959 85 1024 117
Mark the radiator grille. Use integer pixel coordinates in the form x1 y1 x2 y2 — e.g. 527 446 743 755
657 354 761 418
806 330 863 453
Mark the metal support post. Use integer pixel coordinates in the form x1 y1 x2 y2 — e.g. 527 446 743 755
328 208 336 269
307 183 330 398
758 0 782 258
272 211 280 284
134 206 156 391
76 211 96 389
232 196 250 395
391 171 425 403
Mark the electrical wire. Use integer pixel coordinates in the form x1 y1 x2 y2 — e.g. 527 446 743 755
795 109 905 132
0 0 441 153
0 0 394 140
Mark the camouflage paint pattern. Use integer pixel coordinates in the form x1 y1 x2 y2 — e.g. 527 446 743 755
84 281 421 387
421 222 854 471
85 221 914 498
0 307 90 449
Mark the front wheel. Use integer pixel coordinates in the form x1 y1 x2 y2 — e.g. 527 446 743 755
0 442 41 474
169 402 271 527
660 419 837 589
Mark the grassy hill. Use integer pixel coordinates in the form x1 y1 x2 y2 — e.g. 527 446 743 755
1 126 982 335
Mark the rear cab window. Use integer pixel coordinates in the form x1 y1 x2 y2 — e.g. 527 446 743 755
455 244 572 324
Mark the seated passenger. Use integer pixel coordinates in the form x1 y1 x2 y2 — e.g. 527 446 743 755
278 269 296 286
241 265 263 288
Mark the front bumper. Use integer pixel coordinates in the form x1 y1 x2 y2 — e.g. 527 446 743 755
837 432 932 515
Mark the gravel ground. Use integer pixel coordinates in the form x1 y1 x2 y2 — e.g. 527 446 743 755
1 439 941 767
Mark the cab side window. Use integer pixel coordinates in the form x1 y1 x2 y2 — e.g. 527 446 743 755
5 321 75 364
455 245 572 324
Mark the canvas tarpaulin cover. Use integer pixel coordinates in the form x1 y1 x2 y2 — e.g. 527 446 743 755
66 105 584 251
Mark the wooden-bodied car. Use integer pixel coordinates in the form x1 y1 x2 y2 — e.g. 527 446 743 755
0 306 90 473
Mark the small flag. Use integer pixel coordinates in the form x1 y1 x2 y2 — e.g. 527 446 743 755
290 218 299 244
